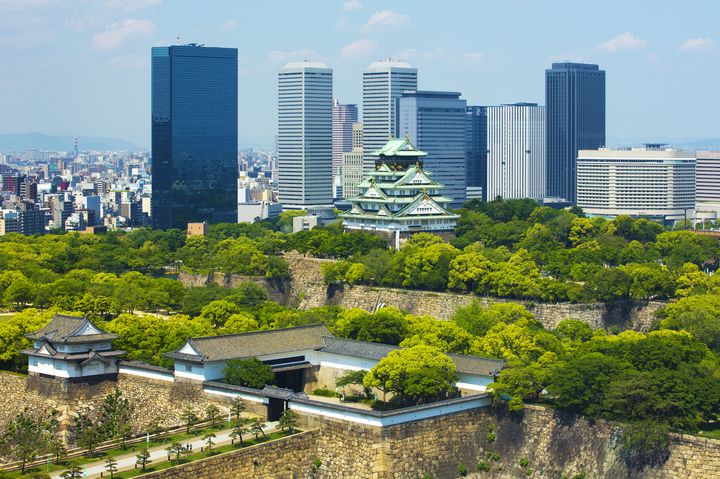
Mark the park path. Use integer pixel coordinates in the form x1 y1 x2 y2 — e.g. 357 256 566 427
50 421 278 479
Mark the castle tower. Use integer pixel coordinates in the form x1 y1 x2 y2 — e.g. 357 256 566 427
341 136 459 240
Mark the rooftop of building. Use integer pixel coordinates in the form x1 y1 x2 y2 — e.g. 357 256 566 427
366 59 415 70
25 313 118 344
166 323 331 362
371 137 428 158
579 147 696 159
283 61 330 70
321 337 504 376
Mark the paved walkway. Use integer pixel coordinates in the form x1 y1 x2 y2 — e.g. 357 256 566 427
50 421 278 479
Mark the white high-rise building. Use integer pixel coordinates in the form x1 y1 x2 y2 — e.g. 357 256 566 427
576 146 696 222
486 103 546 201
362 60 417 173
332 100 358 176
342 122 364 199
277 61 333 210
695 151 720 222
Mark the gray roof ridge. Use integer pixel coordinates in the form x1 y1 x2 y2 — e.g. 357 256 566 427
65 315 91 338
323 336 398 349
190 323 332 342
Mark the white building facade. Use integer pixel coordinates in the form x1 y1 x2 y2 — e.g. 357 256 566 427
695 151 720 222
342 122 364 199
486 103 545 201
277 62 334 210
576 147 696 222
362 60 417 173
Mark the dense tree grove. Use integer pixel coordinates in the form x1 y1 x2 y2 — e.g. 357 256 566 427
0 199 718 442
323 199 720 303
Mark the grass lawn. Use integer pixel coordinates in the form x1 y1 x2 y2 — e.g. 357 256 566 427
5 421 241 478
696 424 720 439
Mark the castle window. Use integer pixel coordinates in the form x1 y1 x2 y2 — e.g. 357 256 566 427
185 364 192 372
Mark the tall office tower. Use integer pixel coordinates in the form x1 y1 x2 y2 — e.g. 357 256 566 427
342 122 364 199
332 100 358 176
545 62 605 203
151 44 238 229
362 60 417 173
466 106 488 200
486 103 546 201
277 61 334 210
695 151 720 221
397 91 467 208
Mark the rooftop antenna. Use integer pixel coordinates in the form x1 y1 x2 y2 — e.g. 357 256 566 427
176 35 180 46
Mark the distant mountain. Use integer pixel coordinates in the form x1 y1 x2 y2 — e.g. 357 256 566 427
0 133 144 152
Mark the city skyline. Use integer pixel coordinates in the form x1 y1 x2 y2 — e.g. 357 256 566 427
0 0 718 150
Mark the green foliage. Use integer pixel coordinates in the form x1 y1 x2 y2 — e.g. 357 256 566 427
312 388 337 397
334 307 408 345
136 448 152 471
457 463 467 476
477 460 491 472
279 409 300 433
224 357 275 389
518 457 529 468
180 406 198 434
0 408 55 472
363 345 458 404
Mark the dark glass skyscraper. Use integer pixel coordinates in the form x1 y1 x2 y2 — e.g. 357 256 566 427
397 91 467 208
466 106 488 200
545 62 605 203
151 44 238 229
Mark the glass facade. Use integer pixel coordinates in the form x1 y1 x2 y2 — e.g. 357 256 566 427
466 106 488 198
151 45 238 229
545 62 605 204
397 91 467 208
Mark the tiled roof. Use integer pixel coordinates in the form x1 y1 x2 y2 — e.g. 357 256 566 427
371 137 428 157
25 314 118 343
320 337 504 376
321 337 397 360
167 324 331 362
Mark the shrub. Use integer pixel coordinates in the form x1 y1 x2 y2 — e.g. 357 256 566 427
312 388 337 397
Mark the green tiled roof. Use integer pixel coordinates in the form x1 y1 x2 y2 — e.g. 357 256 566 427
371 137 428 157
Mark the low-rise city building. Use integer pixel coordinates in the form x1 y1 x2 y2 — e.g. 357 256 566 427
576 146 696 223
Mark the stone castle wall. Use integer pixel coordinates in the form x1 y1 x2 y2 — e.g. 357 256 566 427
0 372 262 448
179 253 667 331
134 429 320 479
129 405 720 479
3 370 719 478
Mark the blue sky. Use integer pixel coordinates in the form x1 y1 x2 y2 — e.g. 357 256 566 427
0 0 717 149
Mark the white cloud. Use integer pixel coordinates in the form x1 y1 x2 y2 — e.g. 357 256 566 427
679 37 713 52
364 10 409 31
598 32 647 52
267 49 320 63
91 18 154 51
463 51 485 63
342 0 363 11
339 38 378 61
92 18 154 50
222 18 237 31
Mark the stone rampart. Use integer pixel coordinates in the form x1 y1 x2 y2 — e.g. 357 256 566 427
133 429 320 479
4 369 720 477
176 271 289 305
329 284 666 331
179 254 667 331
